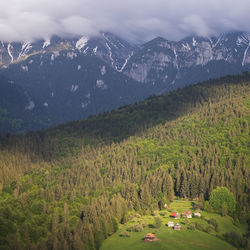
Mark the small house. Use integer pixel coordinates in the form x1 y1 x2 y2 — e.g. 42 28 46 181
182 211 192 218
170 212 180 219
168 221 174 227
144 233 158 242
193 212 201 217
174 223 181 230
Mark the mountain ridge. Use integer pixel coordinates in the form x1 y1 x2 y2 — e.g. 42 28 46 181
0 31 249 134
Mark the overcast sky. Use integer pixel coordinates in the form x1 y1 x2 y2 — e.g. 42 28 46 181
1 0 250 43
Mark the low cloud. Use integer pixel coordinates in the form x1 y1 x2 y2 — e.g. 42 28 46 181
1 0 250 42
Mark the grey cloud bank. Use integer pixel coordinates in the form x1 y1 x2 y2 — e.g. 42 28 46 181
1 0 250 42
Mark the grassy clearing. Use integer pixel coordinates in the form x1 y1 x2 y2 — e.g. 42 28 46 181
100 200 247 250
101 227 235 250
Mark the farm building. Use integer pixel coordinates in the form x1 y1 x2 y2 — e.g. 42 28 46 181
182 211 192 218
170 212 180 219
144 233 158 242
168 221 174 227
193 212 201 217
174 223 181 230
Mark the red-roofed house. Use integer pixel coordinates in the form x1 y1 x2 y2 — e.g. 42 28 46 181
182 211 192 218
174 223 181 230
144 233 158 242
170 212 180 219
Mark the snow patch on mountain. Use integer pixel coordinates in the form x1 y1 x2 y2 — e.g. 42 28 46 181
21 65 28 71
118 52 134 72
43 102 49 107
182 43 191 51
93 46 98 54
18 42 32 59
83 47 89 54
85 92 91 99
242 44 250 66
105 42 115 68
192 38 197 47
237 33 250 66
77 65 81 70
71 85 79 93
173 48 179 69
25 100 35 110
51 51 60 61
42 39 51 48
96 79 107 89
7 43 14 62
81 101 89 108
76 36 88 50
101 66 106 75
103 33 118 49
211 35 223 49
67 52 77 59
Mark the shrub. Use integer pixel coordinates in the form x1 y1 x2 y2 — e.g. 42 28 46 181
233 218 240 227
188 223 196 230
127 224 143 232
134 224 143 232
192 201 204 210
195 222 205 232
151 211 158 216
204 201 214 213
121 213 128 224
224 231 245 248
120 231 130 237
154 216 162 229
208 218 219 232
126 226 133 232
205 225 214 233
111 217 119 232
221 202 228 216
216 234 224 241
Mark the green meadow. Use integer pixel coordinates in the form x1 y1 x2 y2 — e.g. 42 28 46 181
101 200 246 250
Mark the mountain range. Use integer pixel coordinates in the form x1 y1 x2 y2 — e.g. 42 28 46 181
0 31 249 134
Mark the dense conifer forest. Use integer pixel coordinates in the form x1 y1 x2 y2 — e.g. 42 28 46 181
0 72 249 249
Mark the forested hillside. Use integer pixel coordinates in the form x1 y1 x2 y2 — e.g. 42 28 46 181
0 73 249 249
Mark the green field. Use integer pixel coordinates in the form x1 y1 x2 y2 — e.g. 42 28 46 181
100 201 246 250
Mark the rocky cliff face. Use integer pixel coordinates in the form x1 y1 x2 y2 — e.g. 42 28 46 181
0 33 146 134
123 32 250 92
0 31 249 134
